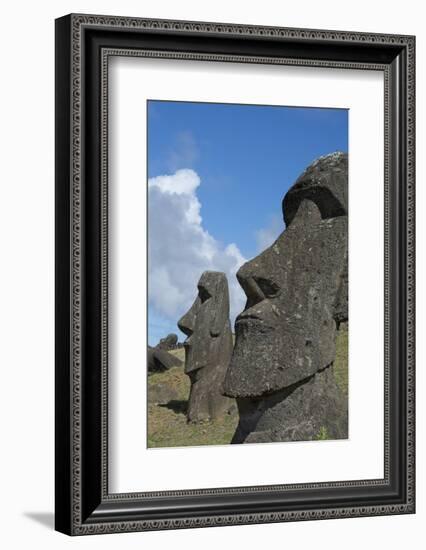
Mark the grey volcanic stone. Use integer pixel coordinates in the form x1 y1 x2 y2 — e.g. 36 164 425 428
157 333 178 351
231 366 347 443
334 251 348 329
147 346 182 373
224 152 348 442
283 151 348 227
178 271 235 422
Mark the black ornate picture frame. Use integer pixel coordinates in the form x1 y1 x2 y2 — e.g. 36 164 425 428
55 14 415 535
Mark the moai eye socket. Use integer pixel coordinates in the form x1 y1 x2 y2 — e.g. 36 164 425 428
198 286 211 303
254 277 281 299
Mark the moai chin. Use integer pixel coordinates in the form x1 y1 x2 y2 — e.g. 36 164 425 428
223 152 349 443
178 271 234 423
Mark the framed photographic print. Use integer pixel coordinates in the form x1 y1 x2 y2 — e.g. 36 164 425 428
55 14 415 535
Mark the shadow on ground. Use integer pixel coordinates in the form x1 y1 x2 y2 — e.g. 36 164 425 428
159 399 188 414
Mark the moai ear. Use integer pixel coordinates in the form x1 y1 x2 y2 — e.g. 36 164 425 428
210 276 230 337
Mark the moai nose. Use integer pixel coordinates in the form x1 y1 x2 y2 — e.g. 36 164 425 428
236 263 266 310
177 300 198 337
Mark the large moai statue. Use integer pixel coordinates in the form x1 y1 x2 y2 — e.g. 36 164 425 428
223 152 349 443
178 271 235 423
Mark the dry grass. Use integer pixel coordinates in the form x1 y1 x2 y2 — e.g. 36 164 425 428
147 364 238 448
334 325 348 396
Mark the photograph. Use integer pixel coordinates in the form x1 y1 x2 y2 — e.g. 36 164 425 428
147 100 349 448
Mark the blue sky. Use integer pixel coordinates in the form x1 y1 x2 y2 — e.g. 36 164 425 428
147 100 348 345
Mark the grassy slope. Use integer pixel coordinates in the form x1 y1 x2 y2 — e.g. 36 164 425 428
148 327 348 448
147 390 238 448
334 325 348 396
147 348 238 448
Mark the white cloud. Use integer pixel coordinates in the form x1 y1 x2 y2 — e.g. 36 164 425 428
149 168 200 197
148 169 247 335
255 214 284 252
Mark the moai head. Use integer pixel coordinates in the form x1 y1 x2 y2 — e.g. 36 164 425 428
224 152 348 399
178 271 234 422
178 271 230 378
157 333 178 350
147 346 182 373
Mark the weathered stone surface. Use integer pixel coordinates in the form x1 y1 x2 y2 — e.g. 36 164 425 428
283 151 348 226
334 251 348 329
231 366 347 443
147 346 182 373
157 333 178 351
224 152 348 442
178 271 235 422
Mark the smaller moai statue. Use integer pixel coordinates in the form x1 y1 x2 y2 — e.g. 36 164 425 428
157 333 178 351
147 346 182 373
178 271 234 422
